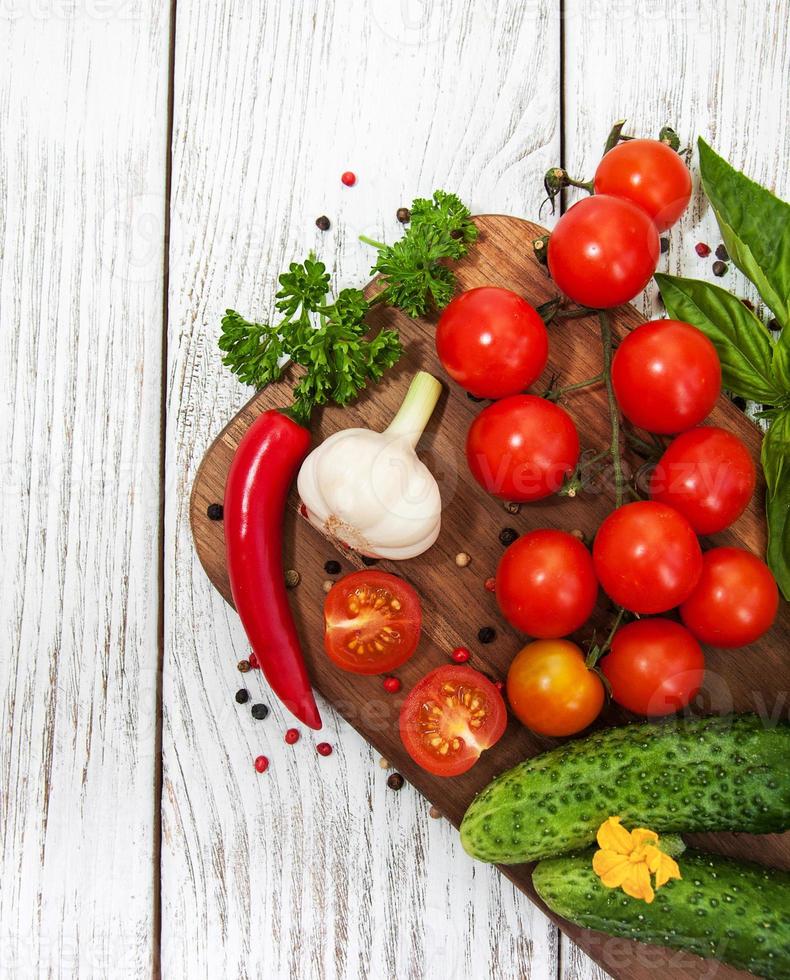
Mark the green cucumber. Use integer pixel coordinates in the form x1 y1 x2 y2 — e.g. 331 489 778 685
533 849 790 980
460 714 790 864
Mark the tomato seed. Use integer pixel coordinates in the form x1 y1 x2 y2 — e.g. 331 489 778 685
341 171 356 186
451 646 471 664
254 755 269 773
383 676 402 694
284 728 300 745
695 242 711 257
316 742 333 757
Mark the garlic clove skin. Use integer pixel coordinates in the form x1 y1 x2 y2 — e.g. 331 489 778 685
297 427 442 561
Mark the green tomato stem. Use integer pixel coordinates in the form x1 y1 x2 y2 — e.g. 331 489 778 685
359 233 386 250
384 371 442 450
598 310 625 508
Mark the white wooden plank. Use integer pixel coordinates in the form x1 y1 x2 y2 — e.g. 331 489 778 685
0 3 170 977
560 1 790 975
162 1 562 977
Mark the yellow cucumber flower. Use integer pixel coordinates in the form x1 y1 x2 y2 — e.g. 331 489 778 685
592 816 681 904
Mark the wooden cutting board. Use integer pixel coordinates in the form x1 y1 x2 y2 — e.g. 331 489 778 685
191 215 790 980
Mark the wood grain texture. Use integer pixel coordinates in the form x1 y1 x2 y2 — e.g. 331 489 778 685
561 3 790 972
0 3 170 977
163 3 568 978
191 214 790 980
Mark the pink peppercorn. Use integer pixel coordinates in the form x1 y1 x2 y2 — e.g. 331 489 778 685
316 742 333 757
484 577 496 593
451 646 471 664
383 676 402 694
254 755 269 773
341 171 356 187
284 728 300 745
695 242 711 257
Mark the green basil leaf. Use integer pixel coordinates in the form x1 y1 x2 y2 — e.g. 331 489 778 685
773 329 790 392
655 272 784 404
762 410 790 600
698 138 790 329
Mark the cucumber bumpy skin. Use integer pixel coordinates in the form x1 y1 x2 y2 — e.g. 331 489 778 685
460 714 790 864
533 850 790 980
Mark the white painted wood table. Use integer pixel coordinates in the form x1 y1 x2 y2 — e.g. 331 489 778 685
2 2 788 977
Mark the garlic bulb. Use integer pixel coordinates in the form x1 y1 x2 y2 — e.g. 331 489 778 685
297 372 443 560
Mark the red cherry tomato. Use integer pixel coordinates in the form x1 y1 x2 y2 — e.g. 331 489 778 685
600 618 705 717
506 640 604 737
593 501 702 614
323 571 421 674
680 547 779 648
593 139 693 232
649 427 756 534
611 320 722 434
466 395 580 502
496 530 598 638
436 287 549 399
399 665 507 777
547 195 660 309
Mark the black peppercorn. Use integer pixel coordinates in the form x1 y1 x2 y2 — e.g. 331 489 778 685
712 260 728 277
207 502 223 521
659 237 669 254
361 555 379 566
235 689 249 705
251 703 269 720
715 243 729 261
499 527 518 546
316 215 331 231
387 772 404 791
768 318 779 332
324 559 341 575
478 626 496 644
237 659 251 674
396 207 411 224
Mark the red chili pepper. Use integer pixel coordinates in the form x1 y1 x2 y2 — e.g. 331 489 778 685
225 409 322 730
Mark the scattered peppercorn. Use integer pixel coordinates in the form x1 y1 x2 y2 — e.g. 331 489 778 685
484 577 496 593
251 703 269 720
429 805 442 819
504 501 520 515
478 626 496 644
237 659 251 674
499 527 518 546
207 502 223 521
741 298 755 311
285 568 301 588
396 207 411 223
379 757 391 769
284 728 300 745
383 676 402 694
254 755 269 773
322 580 334 593
712 260 728 277
341 171 356 186
659 237 669 254
715 243 729 261
768 318 779 332
466 391 484 403
451 646 471 664
235 689 249 704
248 652 259 669
324 559 341 575
695 242 711 257
316 742 333 757
315 215 331 231
361 555 378 566
455 552 471 568
387 772 404 791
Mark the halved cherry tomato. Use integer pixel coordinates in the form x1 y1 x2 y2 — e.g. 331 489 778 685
323 571 421 674
648 426 756 534
593 139 692 233
506 640 604 737
399 665 507 777
600 618 705 717
436 287 549 399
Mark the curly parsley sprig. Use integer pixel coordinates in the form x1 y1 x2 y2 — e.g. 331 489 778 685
219 190 476 424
